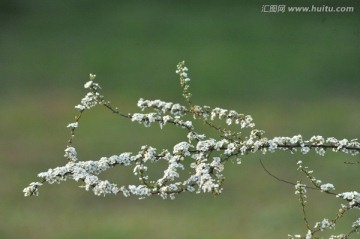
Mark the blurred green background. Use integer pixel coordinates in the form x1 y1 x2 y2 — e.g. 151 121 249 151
1 0 359 238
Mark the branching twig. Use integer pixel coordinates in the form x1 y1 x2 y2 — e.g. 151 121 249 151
23 62 360 238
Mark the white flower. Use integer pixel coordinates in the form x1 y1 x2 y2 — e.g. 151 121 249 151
337 191 360 208
314 218 335 231
181 72 188 78
67 122 78 128
23 182 43 196
64 147 78 162
329 234 347 239
338 139 349 148
84 80 93 89
196 139 216 152
187 132 206 141
131 113 144 122
117 153 132 166
173 142 192 156
128 185 151 197
352 218 360 228
310 135 325 145
89 73 96 81
301 146 310 154
305 230 312 239
326 137 338 145
93 180 118 196
226 118 232 125
186 185 195 192
74 104 86 111
131 113 157 127
80 175 97 191
295 181 307 195
224 143 237 155
162 115 172 124
81 92 101 109
288 235 302 239
290 135 303 144
210 157 224 172
320 183 335 192
315 147 326 156
171 103 186 115
214 139 228 150
119 186 130 197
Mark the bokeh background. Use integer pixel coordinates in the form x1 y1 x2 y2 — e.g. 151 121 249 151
1 0 359 238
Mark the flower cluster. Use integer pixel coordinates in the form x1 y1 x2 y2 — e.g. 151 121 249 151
295 181 307 197
137 98 188 116
176 61 192 102
75 75 103 110
352 218 360 229
337 191 360 209
23 62 360 238
314 218 335 231
64 147 78 162
23 62 360 198
320 183 335 192
288 231 312 239
210 107 255 128
329 235 348 239
23 182 43 196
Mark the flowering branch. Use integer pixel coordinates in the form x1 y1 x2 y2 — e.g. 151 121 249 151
24 61 359 238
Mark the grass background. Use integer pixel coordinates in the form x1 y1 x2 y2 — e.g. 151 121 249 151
1 1 359 238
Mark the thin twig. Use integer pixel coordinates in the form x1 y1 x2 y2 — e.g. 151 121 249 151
259 159 319 191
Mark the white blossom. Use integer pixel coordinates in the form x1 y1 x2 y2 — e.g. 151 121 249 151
210 157 224 172
131 113 157 127
310 135 325 145
128 185 151 198
295 181 307 196
290 134 303 144
173 142 192 156
320 183 335 192
64 147 78 162
288 234 302 239
159 115 172 128
23 182 43 196
81 92 101 109
352 218 360 228
84 80 93 89
67 122 78 128
315 147 326 156
301 146 310 154
196 139 216 152
187 132 206 141
89 73 96 81
314 218 335 231
226 118 232 125
224 143 237 155
214 139 228 150
74 104 86 111
337 191 360 208
137 98 187 116
119 186 130 197
93 180 118 196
